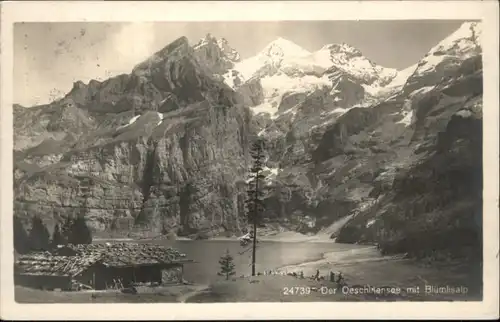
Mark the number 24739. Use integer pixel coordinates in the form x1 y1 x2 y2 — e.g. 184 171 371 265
282 286 311 296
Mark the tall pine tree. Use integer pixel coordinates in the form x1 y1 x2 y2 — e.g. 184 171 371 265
28 216 50 251
245 137 266 276
217 249 236 280
13 216 30 254
68 214 93 245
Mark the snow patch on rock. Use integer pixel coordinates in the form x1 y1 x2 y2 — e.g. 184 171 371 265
117 114 141 130
366 219 376 228
396 110 414 127
156 112 164 126
456 109 473 118
128 114 141 125
387 63 418 89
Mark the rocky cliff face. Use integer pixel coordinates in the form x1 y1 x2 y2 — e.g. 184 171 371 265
14 22 483 257
14 36 252 238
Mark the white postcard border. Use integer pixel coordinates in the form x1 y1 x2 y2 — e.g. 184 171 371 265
1 1 498 320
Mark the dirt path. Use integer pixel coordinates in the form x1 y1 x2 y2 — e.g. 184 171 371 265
177 284 210 303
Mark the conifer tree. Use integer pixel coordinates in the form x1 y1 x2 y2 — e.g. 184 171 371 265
13 215 30 254
61 216 73 244
217 249 236 280
245 137 266 276
68 214 93 245
28 216 50 251
161 221 169 235
50 223 64 249
110 218 118 231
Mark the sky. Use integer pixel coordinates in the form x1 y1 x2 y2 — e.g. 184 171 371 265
14 20 467 107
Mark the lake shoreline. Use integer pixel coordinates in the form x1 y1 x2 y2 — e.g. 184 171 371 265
94 231 340 244
184 245 482 302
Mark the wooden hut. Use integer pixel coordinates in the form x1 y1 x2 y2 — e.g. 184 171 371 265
14 243 193 291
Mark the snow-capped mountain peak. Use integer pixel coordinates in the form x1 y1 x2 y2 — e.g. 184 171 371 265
427 21 482 58
402 21 482 94
258 37 312 58
221 36 402 116
223 37 311 83
219 26 482 121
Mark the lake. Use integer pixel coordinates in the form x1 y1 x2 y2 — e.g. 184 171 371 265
142 239 366 284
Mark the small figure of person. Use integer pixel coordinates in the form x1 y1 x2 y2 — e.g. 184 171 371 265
299 271 304 279
336 272 344 284
329 271 335 282
314 269 320 281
